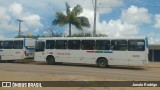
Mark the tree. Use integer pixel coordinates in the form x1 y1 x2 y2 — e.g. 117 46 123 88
52 2 90 37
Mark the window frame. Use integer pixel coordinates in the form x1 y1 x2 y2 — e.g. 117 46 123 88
111 40 128 51
13 40 23 49
81 40 95 50
96 40 110 50
128 40 145 51
46 40 55 49
0 41 3 49
3 40 13 49
35 41 45 52
55 40 68 49
68 40 81 50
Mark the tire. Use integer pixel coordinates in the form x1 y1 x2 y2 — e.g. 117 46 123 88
46 56 55 65
97 58 108 68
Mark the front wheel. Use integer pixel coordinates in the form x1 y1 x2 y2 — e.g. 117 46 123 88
97 58 108 68
46 56 55 65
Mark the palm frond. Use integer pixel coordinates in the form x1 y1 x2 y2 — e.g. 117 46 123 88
52 12 67 26
79 16 90 28
72 17 83 30
72 5 83 16
52 2 90 36
65 2 70 14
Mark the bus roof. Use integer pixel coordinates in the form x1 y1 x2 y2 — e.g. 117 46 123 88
0 38 35 41
37 36 147 40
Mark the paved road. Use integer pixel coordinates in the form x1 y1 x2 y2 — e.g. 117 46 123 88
0 62 160 81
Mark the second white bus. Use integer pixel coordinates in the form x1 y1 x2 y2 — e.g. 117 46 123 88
34 37 149 68
0 38 35 62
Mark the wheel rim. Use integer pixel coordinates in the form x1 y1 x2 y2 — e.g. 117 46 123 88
47 56 54 65
98 59 107 67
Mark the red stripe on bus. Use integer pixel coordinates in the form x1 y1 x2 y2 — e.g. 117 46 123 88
87 51 95 53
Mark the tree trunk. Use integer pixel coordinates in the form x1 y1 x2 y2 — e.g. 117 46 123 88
69 23 71 37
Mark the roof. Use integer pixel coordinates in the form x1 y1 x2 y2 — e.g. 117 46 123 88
38 36 147 40
0 38 35 40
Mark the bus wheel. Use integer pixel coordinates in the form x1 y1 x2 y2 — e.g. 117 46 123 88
97 58 108 68
46 56 55 65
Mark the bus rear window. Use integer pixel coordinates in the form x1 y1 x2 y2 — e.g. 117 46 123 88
128 40 145 51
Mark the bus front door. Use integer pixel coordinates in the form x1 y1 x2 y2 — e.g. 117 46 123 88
34 41 45 61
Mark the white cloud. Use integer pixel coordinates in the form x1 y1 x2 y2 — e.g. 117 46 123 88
105 5 151 37
0 2 43 37
22 14 43 29
148 32 160 44
60 0 124 14
154 14 160 29
9 3 23 17
106 19 139 37
96 0 124 14
0 7 10 23
121 5 151 25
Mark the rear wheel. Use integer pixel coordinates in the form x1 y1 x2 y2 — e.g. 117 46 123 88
46 56 55 65
97 58 108 68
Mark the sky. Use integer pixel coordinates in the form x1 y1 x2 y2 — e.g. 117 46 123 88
0 0 160 44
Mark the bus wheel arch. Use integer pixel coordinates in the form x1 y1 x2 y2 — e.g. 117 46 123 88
96 57 109 68
46 55 55 65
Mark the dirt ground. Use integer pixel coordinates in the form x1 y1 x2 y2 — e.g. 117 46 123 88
0 62 160 90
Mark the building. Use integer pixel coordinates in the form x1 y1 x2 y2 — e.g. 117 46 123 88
149 44 160 62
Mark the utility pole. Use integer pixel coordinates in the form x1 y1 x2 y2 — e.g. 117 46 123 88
93 0 97 37
17 19 23 38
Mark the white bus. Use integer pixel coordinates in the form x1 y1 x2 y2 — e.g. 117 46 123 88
34 37 149 68
0 38 35 62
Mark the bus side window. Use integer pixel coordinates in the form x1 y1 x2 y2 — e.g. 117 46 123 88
55 40 67 49
111 40 127 51
81 40 95 50
128 40 145 51
13 40 23 49
96 40 110 50
3 41 13 49
68 40 80 50
35 41 45 52
0 41 3 49
46 40 55 49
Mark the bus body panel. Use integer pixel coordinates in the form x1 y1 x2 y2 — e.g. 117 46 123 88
34 52 45 61
0 50 24 60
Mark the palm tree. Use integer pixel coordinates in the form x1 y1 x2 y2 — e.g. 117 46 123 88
52 2 90 37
